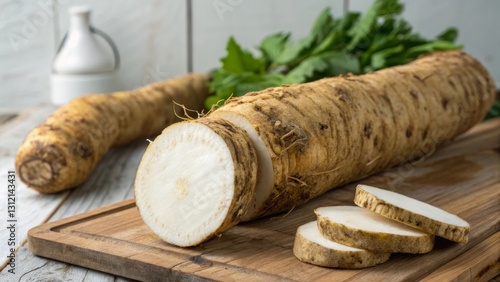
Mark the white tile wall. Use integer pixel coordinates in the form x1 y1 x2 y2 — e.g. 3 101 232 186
191 0 344 73
0 0 498 110
0 0 57 109
0 0 188 111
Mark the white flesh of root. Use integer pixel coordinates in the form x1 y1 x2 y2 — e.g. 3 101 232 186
211 111 273 221
354 184 470 243
293 221 391 268
135 121 253 247
315 206 435 253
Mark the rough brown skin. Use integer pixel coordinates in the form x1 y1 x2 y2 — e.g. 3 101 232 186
354 186 470 243
16 73 210 193
213 51 496 219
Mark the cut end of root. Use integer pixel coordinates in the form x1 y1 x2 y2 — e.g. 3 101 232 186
18 159 53 189
134 118 257 247
209 111 274 221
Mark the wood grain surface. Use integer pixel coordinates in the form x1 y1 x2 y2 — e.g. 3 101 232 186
27 119 500 282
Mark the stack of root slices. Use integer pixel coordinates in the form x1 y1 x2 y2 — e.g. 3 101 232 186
293 184 470 268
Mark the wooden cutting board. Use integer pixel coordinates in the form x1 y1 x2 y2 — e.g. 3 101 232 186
28 119 500 282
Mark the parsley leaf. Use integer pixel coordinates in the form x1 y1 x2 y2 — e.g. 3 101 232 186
221 37 265 74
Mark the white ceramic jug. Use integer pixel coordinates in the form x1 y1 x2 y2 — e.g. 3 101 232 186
51 6 119 105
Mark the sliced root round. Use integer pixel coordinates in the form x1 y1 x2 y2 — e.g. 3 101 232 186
354 184 470 243
315 206 434 253
134 118 257 247
293 221 391 268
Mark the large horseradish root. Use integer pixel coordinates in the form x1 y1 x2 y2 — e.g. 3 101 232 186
134 118 257 247
212 51 496 220
315 206 434 253
293 221 391 268
354 185 470 243
135 51 494 247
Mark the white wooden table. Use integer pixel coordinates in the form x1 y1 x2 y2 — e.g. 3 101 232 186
0 104 499 282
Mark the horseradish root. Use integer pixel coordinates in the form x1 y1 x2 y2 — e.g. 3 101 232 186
134 118 257 247
293 221 391 268
16 73 210 193
315 206 435 253
354 184 470 243
135 51 494 246
212 51 495 220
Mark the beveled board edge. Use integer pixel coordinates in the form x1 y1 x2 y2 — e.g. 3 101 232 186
27 200 285 282
27 200 207 282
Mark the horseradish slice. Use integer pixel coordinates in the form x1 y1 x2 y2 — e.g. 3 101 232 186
293 221 391 268
355 184 470 243
315 206 434 253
